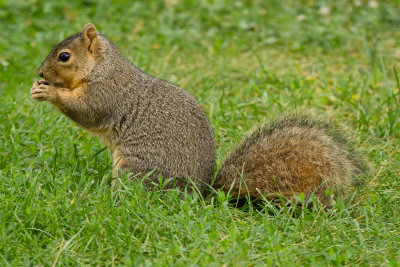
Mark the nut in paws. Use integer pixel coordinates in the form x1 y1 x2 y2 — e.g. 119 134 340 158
31 81 56 101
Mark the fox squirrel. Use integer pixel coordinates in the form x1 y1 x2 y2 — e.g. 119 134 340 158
31 23 369 206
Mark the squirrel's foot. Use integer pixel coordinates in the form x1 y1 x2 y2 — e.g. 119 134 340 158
31 80 57 101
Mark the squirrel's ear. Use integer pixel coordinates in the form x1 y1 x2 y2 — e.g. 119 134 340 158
82 23 100 54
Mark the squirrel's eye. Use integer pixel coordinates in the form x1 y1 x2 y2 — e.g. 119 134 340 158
59 52 71 62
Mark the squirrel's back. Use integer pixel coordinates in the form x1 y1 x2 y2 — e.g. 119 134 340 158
215 114 369 206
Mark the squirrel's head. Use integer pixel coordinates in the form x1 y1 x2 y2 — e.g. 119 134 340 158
37 23 102 89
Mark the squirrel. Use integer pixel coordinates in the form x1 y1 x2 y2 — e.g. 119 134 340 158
31 23 369 206
31 23 216 193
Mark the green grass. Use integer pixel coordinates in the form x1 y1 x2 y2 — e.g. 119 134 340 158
1 0 400 265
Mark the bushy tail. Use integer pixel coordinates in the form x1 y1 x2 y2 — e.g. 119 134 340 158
214 113 370 206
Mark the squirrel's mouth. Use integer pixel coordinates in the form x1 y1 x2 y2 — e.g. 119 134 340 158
38 80 51 85
39 80 63 88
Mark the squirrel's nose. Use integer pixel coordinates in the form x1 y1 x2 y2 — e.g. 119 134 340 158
37 66 44 78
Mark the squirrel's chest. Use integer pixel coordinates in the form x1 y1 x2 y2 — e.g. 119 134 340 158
89 128 116 150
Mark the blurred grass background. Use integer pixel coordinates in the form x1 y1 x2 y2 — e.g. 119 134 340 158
0 0 399 265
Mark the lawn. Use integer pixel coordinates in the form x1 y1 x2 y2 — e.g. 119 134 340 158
1 0 400 265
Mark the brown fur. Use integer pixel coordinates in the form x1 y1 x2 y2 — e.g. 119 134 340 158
215 114 370 206
31 23 369 205
31 23 215 193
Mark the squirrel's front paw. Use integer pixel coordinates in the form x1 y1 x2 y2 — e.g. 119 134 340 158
31 81 57 102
